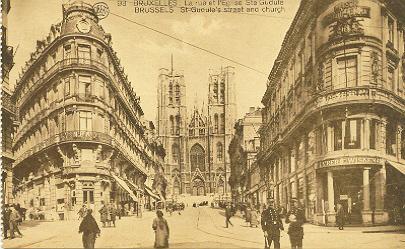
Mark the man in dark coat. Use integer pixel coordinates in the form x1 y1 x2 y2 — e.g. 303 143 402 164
9 205 23 239
79 209 101 249
336 203 345 230
285 199 306 249
225 203 234 228
3 204 11 239
261 199 284 249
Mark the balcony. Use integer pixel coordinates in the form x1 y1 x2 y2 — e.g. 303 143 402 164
1 91 16 114
1 44 14 68
14 131 148 175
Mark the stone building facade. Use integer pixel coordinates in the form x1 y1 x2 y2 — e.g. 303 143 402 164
11 2 163 220
157 66 236 200
1 0 16 205
259 0 405 226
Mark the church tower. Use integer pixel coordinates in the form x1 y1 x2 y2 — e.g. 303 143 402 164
157 58 187 197
208 66 236 195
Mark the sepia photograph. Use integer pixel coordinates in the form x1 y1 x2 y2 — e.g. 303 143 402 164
1 0 405 248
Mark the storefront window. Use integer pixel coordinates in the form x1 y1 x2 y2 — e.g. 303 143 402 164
370 119 377 149
344 119 361 149
333 120 343 151
386 121 397 155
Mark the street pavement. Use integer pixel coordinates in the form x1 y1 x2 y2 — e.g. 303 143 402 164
2 207 405 248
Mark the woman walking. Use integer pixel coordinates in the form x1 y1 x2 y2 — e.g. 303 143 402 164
152 210 169 248
79 209 100 249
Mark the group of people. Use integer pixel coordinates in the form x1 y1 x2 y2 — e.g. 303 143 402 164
243 204 260 227
261 198 305 249
2 204 24 240
98 201 120 227
78 208 169 249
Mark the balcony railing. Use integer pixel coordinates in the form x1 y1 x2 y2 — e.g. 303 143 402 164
14 131 148 175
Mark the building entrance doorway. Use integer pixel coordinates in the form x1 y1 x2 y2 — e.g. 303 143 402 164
334 169 364 224
192 178 205 196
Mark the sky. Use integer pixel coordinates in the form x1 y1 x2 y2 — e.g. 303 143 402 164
8 0 300 122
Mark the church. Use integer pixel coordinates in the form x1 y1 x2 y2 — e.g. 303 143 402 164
156 63 237 199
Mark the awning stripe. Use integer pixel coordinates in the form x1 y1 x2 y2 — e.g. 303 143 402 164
111 173 138 201
145 186 160 200
387 160 405 175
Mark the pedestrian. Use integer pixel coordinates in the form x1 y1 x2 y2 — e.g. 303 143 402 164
110 203 117 227
250 207 259 228
79 209 101 249
336 203 345 230
78 205 87 220
245 204 252 226
9 205 23 239
152 210 169 249
261 199 284 249
225 203 234 228
99 201 108 227
285 199 305 249
3 204 11 239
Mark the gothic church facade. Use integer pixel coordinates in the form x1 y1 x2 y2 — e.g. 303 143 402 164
157 66 236 198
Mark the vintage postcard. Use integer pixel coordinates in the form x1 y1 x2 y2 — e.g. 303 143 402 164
1 0 405 248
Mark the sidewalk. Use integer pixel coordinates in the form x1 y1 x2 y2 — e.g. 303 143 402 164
231 209 405 233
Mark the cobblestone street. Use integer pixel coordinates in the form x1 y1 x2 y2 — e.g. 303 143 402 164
3 207 405 249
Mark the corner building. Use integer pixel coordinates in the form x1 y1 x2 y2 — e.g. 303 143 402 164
259 0 405 226
157 66 236 200
12 2 158 220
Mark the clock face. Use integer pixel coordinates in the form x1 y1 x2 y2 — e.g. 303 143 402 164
76 19 91 33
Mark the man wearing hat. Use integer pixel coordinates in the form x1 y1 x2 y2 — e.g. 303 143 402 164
285 198 306 249
261 198 284 249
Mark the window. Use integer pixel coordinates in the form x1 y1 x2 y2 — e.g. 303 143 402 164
78 75 92 97
388 67 395 91
64 77 71 96
388 17 394 44
170 115 174 135
344 119 361 149
79 111 92 131
78 44 91 62
220 81 225 103
401 129 405 160
40 198 46 206
172 144 179 163
369 119 377 150
83 190 94 204
64 44 72 59
217 142 223 161
214 114 219 133
190 144 205 172
333 120 343 151
220 113 225 134
386 121 397 156
199 128 205 136
337 56 357 88
96 79 105 99
175 115 181 135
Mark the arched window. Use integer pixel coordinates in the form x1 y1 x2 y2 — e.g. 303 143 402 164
220 113 225 134
175 115 181 135
190 144 205 172
214 114 219 133
172 143 180 163
169 115 174 135
217 142 223 161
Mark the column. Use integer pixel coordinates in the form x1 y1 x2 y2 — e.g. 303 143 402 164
327 171 335 212
374 167 389 224
326 170 336 226
363 168 370 211
364 118 370 149
315 172 324 225
362 167 373 225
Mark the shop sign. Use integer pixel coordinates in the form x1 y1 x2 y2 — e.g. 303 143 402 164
340 195 348 200
318 156 383 169
323 0 371 26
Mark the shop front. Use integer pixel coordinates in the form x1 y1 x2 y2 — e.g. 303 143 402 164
316 156 386 226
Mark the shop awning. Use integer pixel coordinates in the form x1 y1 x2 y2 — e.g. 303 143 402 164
144 186 160 200
111 174 138 201
387 161 405 175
